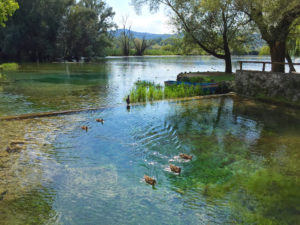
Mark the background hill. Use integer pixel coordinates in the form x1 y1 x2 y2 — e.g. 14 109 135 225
113 29 174 40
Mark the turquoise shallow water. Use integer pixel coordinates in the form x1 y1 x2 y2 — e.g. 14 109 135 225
1 55 299 117
0 56 300 224
1 97 300 224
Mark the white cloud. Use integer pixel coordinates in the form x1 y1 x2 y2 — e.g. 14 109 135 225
106 0 174 34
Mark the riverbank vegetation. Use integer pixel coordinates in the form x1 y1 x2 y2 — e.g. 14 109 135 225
0 0 115 62
0 63 19 71
0 0 299 73
127 81 210 103
133 0 300 73
178 72 234 83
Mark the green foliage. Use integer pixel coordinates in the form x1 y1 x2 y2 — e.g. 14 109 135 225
287 25 300 57
0 62 19 70
57 0 115 60
133 38 153 56
0 0 19 27
0 0 115 62
259 45 270 55
127 80 207 103
180 72 234 83
0 0 74 61
109 35 208 56
132 0 254 73
236 0 300 71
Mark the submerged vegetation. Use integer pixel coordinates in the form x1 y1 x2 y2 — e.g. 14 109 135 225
127 81 208 103
0 63 19 71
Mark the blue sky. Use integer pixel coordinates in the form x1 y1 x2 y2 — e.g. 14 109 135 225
106 0 173 34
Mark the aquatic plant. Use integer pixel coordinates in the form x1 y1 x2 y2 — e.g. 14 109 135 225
0 63 19 71
126 80 207 103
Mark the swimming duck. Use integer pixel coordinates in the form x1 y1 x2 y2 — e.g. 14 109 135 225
144 175 156 186
170 164 181 174
126 95 130 105
10 140 25 145
81 126 88 131
179 153 193 160
6 144 23 153
96 118 104 123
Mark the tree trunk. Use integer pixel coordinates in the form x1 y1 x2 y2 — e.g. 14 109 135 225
224 53 232 74
286 51 296 73
270 41 286 73
223 40 232 73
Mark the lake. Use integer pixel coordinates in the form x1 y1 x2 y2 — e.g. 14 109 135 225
0 56 300 225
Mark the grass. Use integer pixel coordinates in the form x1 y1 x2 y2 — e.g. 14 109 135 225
0 63 19 71
126 80 209 103
179 72 234 83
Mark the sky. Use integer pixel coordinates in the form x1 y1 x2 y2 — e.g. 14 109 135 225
106 0 173 34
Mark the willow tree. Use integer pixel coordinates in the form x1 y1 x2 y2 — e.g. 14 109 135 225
0 0 19 27
286 24 300 72
132 0 252 73
133 37 153 56
236 0 300 72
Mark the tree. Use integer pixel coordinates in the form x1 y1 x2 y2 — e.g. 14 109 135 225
286 23 300 72
0 0 73 61
0 0 19 27
119 16 132 56
132 0 252 73
236 0 300 72
58 0 115 61
132 37 153 56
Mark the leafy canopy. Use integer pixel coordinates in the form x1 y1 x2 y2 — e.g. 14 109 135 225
0 0 19 27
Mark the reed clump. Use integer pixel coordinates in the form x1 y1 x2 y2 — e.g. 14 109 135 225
0 63 19 71
127 80 207 103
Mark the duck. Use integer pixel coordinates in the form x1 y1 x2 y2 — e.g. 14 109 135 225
6 144 23 153
126 95 130 105
144 175 156 186
170 164 181 174
81 126 88 131
179 153 193 160
96 118 104 123
10 140 25 145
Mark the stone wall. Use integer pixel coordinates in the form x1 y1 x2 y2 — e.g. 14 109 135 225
235 70 300 102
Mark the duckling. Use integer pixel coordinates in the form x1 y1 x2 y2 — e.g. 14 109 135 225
96 118 104 123
126 95 130 105
170 164 181 174
144 175 156 186
6 144 23 153
179 153 193 160
10 140 25 145
81 126 88 131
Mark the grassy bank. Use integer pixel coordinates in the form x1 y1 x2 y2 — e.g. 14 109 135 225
178 72 234 83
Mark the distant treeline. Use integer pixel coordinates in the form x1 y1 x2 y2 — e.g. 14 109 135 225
0 0 115 62
107 34 264 57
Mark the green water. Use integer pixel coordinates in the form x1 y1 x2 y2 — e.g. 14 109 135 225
0 56 300 224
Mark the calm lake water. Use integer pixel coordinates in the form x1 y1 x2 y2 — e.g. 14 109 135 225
0 56 300 225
